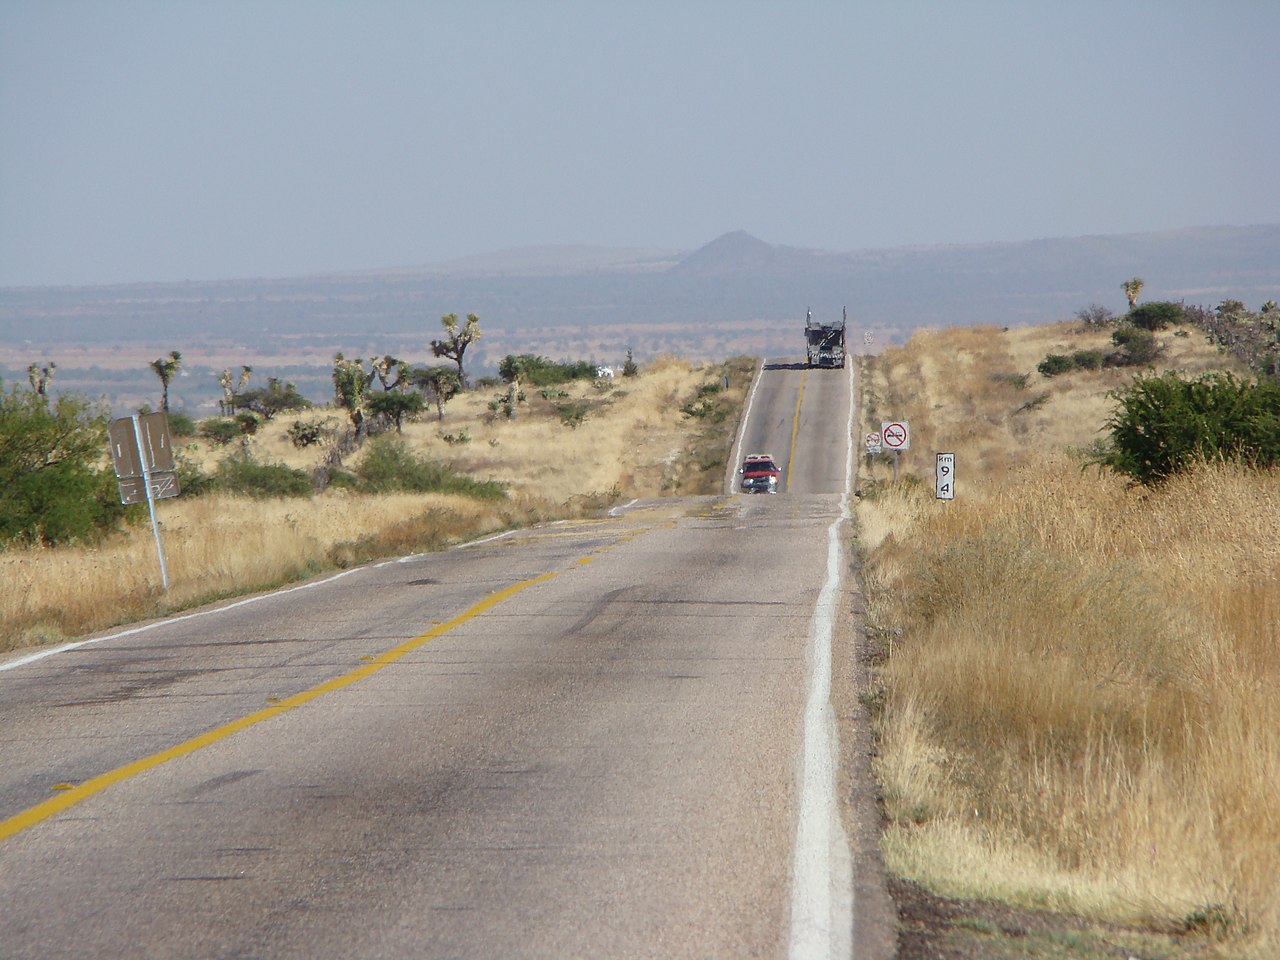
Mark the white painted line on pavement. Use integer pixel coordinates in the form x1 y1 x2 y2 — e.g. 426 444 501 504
788 359 856 960
450 529 518 549
0 568 362 674
725 357 766 495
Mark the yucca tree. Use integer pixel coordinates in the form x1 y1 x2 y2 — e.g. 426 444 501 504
431 313 480 388
149 350 182 413
217 366 253 415
332 353 374 438
1122 277 1144 310
26 361 56 400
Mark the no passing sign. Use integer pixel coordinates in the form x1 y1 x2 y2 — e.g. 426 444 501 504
880 421 909 450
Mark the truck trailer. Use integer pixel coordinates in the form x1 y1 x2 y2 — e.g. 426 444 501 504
805 308 847 368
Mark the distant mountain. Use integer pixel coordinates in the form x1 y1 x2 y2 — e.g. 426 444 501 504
2 225 1278 412
673 231 781 275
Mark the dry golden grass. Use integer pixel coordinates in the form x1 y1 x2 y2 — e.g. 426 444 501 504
388 356 747 502
3 359 752 655
187 357 747 502
0 491 537 649
857 323 1279 955
859 322 1236 496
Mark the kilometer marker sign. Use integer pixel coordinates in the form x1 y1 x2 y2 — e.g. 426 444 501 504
936 453 956 500
880 421 909 450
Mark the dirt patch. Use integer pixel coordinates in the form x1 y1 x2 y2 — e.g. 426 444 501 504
890 875 1220 960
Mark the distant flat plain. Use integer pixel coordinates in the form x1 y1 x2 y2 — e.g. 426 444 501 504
3 225 1277 413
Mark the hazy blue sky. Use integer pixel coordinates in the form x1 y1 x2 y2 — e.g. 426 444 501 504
3 1 1278 287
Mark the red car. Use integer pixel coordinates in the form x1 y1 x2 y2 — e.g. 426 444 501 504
739 454 780 493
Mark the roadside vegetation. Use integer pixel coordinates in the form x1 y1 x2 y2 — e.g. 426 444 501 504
856 303 1280 957
0 341 754 655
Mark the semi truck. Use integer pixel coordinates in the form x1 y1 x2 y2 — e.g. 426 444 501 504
805 307 847 369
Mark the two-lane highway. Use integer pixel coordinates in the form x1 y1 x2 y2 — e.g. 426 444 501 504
0 359 888 959
733 362 852 496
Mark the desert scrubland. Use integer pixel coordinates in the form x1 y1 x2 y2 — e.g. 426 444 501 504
2 357 752 654
857 322 1279 957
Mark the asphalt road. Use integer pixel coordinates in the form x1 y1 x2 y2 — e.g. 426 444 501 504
0 359 890 959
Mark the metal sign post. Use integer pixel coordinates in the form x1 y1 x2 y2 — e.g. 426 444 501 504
108 412 180 590
864 432 882 478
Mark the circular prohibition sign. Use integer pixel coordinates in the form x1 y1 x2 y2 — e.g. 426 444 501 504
882 422 908 448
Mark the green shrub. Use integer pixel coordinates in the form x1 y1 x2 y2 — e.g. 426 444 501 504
1099 371 1280 484
287 418 329 448
1216 299 1247 320
325 469 359 490
1037 354 1074 377
234 411 261 437
681 381 726 420
367 390 425 432
237 378 310 419
356 436 505 500
213 459 313 498
0 386 131 544
555 400 591 428
1109 325 1162 366
1127 301 1184 331
498 354 597 386
176 452 216 496
200 418 240 446
167 411 198 437
1069 349 1104 370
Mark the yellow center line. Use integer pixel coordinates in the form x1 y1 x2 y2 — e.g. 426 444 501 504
0 570 560 845
787 369 807 492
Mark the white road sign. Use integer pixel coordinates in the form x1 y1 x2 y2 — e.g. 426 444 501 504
936 453 956 500
865 432 882 454
880 421 909 450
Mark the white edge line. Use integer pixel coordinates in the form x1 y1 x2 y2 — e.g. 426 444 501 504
608 498 640 517
0 568 361 674
5 520 551 673
725 357 766 495
788 359 857 960
449 529 518 550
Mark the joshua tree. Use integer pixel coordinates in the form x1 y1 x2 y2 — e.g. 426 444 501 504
149 350 182 413
431 313 480 388
497 354 533 420
332 353 375 438
218 365 253 415
370 354 407 391
1122 277 1145 310
26 361 56 399
411 365 461 420
367 390 425 433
